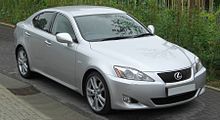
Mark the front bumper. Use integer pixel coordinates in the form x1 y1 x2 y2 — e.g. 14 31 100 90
105 67 206 110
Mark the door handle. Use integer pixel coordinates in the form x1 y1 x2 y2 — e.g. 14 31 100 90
25 31 31 36
44 40 52 46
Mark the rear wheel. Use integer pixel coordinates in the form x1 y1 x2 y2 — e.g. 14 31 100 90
85 72 111 114
16 47 33 78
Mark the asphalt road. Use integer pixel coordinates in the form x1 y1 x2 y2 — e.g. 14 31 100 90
0 24 220 120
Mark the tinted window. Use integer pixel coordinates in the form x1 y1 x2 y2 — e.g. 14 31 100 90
33 12 54 32
52 14 76 40
75 14 149 42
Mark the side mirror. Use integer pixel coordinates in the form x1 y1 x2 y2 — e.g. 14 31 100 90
56 33 73 45
148 25 155 34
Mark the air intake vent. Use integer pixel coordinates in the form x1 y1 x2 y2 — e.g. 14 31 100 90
151 90 197 105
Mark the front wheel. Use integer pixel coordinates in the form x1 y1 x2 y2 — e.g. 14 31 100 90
85 72 111 114
16 47 33 78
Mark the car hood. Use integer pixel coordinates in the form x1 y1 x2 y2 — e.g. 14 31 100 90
90 36 193 72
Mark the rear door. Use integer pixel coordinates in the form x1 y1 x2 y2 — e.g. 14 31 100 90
25 12 56 73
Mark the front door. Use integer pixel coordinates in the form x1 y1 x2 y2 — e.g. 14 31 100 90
44 13 78 87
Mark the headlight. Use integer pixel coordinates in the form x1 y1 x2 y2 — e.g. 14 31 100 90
193 57 203 73
113 65 154 82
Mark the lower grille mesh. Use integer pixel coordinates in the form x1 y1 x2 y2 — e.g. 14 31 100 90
151 90 197 105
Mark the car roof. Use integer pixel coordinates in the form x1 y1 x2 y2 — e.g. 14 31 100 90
47 5 126 16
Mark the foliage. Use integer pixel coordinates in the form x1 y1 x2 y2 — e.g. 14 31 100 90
0 0 219 79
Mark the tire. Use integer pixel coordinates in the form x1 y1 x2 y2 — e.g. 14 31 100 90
16 47 33 78
85 72 111 114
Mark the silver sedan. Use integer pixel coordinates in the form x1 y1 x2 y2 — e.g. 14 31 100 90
14 6 206 114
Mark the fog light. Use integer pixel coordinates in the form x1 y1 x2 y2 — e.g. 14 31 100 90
123 95 131 103
123 95 138 103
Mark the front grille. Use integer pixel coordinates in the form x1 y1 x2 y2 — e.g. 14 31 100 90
158 67 191 83
151 90 197 105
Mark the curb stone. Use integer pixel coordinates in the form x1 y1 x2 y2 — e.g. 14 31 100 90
0 22 15 28
206 85 220 92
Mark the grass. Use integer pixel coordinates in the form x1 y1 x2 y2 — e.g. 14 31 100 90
207 80 220 89
207 70 220 88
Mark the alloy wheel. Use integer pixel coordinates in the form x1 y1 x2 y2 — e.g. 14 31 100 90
17 48 29 76
86 76 106 112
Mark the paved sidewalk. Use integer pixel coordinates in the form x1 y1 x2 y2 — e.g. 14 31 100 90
0 73 92 120
0 84 51 120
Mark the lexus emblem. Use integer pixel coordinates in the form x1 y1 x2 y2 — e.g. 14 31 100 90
174 72 182 80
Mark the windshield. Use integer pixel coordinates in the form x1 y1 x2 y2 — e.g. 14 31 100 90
74 14 151 42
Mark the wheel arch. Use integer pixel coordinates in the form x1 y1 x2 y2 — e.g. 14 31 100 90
82 68 110 96
15 44 24 58
15 44 33 71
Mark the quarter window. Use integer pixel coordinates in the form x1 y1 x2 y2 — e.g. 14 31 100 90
33 12 54 32
52 14 76 40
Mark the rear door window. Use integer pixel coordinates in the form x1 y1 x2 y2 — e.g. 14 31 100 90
33 12 55 33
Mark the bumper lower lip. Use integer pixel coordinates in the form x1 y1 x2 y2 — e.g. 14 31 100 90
105 67 206 110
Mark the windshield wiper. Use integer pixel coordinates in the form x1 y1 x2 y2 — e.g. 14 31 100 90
97 36 134 41
92 33 153 42
133 33 153 38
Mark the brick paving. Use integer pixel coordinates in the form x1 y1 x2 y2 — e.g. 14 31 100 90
0 85 51 120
